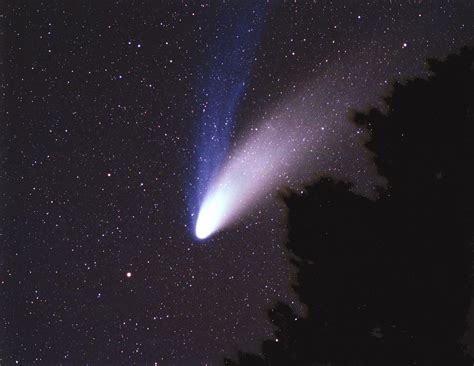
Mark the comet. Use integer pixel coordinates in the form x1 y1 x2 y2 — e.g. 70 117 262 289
192 23 387 240
195 96 325 239
193 61 387 240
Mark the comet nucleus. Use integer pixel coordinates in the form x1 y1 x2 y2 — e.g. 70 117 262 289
195 183 235 239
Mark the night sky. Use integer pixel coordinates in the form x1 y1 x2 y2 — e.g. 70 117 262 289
2 1 474 365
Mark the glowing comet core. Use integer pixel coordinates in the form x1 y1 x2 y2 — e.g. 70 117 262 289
195 183 235 239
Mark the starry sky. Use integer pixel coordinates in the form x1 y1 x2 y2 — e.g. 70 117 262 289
2 1 474 365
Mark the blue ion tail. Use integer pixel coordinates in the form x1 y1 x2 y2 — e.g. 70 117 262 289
191 1 274 239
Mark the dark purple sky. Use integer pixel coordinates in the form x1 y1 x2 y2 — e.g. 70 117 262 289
2 1 473 365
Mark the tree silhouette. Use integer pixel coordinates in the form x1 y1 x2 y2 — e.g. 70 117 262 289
225 47 474 366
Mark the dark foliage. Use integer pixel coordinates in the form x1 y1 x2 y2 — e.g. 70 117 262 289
224 47 474 365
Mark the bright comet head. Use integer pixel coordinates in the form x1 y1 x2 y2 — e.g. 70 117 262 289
195 184 234 239
195 215 212 240
195 203 216 239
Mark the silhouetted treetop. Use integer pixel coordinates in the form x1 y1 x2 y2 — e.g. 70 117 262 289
225 47 474 366
354 47 473 197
